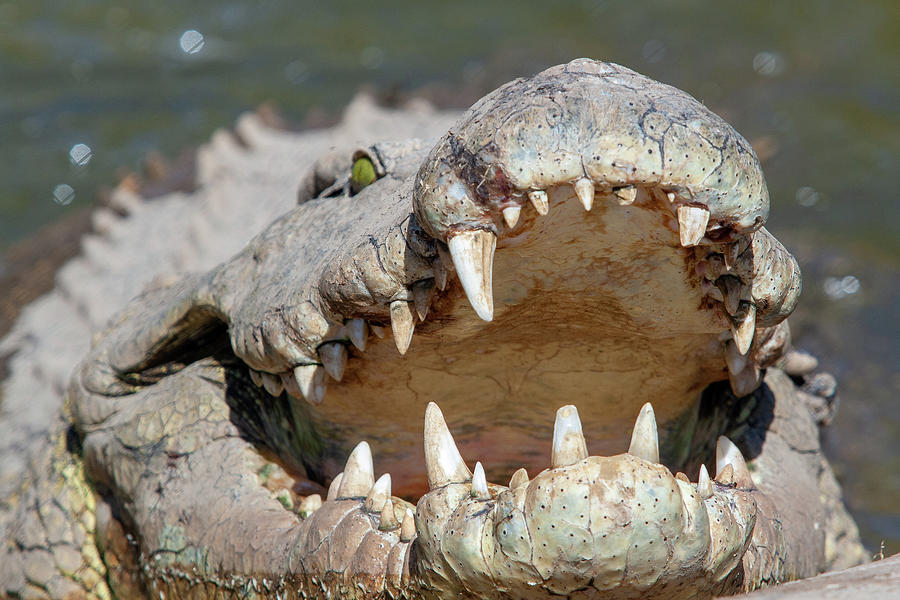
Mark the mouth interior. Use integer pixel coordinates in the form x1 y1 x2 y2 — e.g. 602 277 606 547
303 183 730 498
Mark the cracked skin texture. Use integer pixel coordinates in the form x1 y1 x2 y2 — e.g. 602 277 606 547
0 59 866 598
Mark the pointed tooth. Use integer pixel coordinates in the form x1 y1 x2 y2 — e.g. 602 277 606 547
447 230 496 322
627 402 660 464
346 319 367 351
614 185 637 205
299 494 322 516
261 372 284 397
471 461 490 499
400 509 416 542
389 300 415 355
412 279 435 322
723 241 741 270
677 205 710 247
574 178 594 211
313 378 327 404
724 339 748 376
365 473 392 512
508 468 529 489
379 498 400 531
702 280 725 302
502 205 521 228
318 342 348 382
675 472 690 483
528 190 549 215
337 441 375 498
698 464 712 499
666 192 676 203
282 371 303 399
249 369 263 387
716 276 744 316
326 472 344 501
727 354 761 397
370 325 386 339
730 302 757 355
715 463 735 485
716 436 755 488
433 257 449 291
293 364 326 405
551 405 588 468
424 402 471 488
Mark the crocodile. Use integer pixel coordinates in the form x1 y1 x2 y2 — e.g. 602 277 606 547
0 59 867 599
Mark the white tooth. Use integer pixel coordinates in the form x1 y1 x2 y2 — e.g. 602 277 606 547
628 402 660 464
424 402 471 488
675 472 690 482
400 508 416 541
717 276 743 316
433 258 449 291
293 364 326 405
701 280 725 302
370 325 386 339
677 205 710 247
326 472 343 501
729 363 762 398
379 498 399 531
698 464 712 499
614 185 637 205
412 280 435 322
337 441 375 498
281 371 303 399
716 436 755 488
365 473 392 512
318 342 348 382
346 318 367 351
299 494 322 516
666 192 676 203
723 241 741 270
389 300 415 355
528 190 549 215
730 302 757 356
249 369 263 387
261 373 284 397
723 340 748 376
313 379 327 404
716 463 735 485
551 405 588 468
502 205 521 228
508 468 529 489
447 230 496 322
471 461 490 499
574 178 594 211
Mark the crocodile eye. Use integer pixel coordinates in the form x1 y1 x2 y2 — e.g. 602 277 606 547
350 156 377 193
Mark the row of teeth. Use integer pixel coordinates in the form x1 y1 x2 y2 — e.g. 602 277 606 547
297 401 755 526
249 180 757 404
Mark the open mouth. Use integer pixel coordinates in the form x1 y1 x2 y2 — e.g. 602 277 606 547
72 59 805 598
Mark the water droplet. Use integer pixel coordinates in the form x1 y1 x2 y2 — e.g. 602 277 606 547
53 184 75 206
796 186 819 207
69 143 92 167
179 29 205 55
753 51 786 77
642 40 667 64
823 275 860 300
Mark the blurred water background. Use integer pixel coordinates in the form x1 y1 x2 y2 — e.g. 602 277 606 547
1 0 897 555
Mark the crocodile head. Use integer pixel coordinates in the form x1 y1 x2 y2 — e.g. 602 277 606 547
70 59 816 599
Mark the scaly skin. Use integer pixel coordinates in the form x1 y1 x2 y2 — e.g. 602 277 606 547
1 60 866 599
